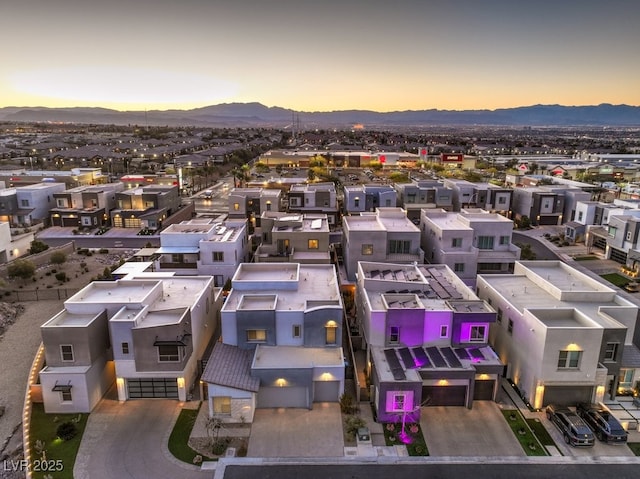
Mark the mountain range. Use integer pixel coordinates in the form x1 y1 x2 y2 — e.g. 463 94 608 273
0 103 639 128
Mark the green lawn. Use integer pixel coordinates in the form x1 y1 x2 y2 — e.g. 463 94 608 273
500 410 548 456
382 422 429 456
29 403 89 479
168 407 213 464
526 418 557 448
628 443 640 455
573 255 599 261
600 273 630 288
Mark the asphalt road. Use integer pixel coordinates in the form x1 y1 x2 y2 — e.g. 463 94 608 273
512 231 559 260
220 463 640 479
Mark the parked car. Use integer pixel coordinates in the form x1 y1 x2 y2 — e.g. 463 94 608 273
624 281 640 293
545 404 595 447
576 403 628 444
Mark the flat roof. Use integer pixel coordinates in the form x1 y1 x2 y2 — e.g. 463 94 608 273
252 345 343 369
41 310 100 328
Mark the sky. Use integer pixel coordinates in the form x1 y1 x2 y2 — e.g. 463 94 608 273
1 0 639 112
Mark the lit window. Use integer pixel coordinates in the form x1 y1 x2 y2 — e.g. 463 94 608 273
308 239 319 249
233 203 240 211
325 324 337 344
247 329 267 342
361 244 373 255
60 345 74 362
213 396 231 415
558 350 582 369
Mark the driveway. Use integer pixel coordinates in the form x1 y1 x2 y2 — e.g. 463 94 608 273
74 393 208 479
247 403 344 457
421 402 525 457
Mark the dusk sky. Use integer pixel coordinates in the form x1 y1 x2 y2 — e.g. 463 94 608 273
2 0 639 112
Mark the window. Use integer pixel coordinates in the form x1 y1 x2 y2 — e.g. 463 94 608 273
121 342 129 355
266 201 272 211
388 240 411 254
454 263 464 272
61 390 73 402
325 324 337 344
293 324 301 338
558 350 582 369
214 275 224 287
60 345 74 362
20 199 29 207
389 326 400 344
619 368 634 390
308 239 319 249
604 343 619 362
56 199 67 207
451 238 462 248
608 226 617 237
361 244 373 255
212 252 224 262
440 325 448 338
354 198 360 207
499 236 510 245
626 231 632 241
497 308 503 323
386 391 413 413
385 199 391 207
213 396 231 415
470 325 486 343
476 236 494 250
246 329 267 342
158 345 180 362
507 319 513 335
577 211 584 221
498 196 507 205
233 203 240 211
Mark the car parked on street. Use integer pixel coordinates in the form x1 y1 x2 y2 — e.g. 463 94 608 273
576 403 628 444
545 404 595 447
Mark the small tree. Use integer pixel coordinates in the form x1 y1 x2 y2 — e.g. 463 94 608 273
29 240 49 254
50 251 67 267
56 422 78 441
7 259 36 282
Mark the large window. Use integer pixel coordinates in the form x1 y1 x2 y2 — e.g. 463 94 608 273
246 329 267 342
325 323 337 344
212 252 224 262
476 236 494 250
604 343 619 362
558 350 582 369
158 345 180 362
308 239 319 249
60 345 74 362
388 240 411 254
470 325 486 343
361 244 373 255
213 396 231 415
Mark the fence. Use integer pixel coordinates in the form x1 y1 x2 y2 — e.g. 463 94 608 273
0 288 79 302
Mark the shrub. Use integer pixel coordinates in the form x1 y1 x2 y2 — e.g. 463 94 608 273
344 415 366 439
50 251 67 266
7 259 36 281
28 240 49 254
55 272 67 282
56 421 77 441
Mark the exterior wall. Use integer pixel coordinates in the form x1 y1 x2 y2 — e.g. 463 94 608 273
207 383 256 423
16 183 66 224
303 306 343 348
131 313 193 372
236 309 276 349
253 367 313 393
374 379 422 423
343 227 387 281
274 310 305 346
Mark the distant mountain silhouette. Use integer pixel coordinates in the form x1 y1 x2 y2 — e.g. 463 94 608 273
0 103 638 127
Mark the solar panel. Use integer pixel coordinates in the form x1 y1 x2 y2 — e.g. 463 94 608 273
469 348 485 360
398 347 416 369
384 349 406 380
426 346 447 368
440 347 463 368
412 347 431 368
454 348 471 360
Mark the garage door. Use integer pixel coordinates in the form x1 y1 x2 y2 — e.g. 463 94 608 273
314 381 340 402
473 380 495 400
257 387 308 408
127 378 178 399
422 385 467 406
542 386 592 406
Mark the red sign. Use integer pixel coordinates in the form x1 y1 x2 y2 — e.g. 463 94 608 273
379 155 386 164
441 154 463 162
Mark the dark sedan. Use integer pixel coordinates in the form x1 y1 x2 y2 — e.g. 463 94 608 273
576 403 628 444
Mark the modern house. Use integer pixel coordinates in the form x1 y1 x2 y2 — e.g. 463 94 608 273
420 209 521 285
476 261 640 408
202 263 344 422
343 184 397 215
512 185 590 227
38 275 222 413
228 187 282 234
395 180 453 222
342 207 424 282
0 182 65 227
155 218 250 286
287 182 339 227
443 179 512 217
254 212 331 264
50 183 124 228
356 261 504 422
110 184 181 230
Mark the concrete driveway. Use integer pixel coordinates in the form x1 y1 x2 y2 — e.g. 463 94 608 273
421 402 525 457
247 403 344 457
74 392 208 479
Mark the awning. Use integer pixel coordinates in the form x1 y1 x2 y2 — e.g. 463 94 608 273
52 382 72 392
155 246 200 254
